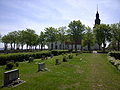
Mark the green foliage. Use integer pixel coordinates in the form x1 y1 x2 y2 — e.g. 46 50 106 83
6 62 15 70
55 59 61 65
63 56 68 62
0 51 51 65
68 54 73 59
108 55 120 71
83 26 95 51
15 62 19 67
0 50 69 65
109 51 120 60
94 24 112 52
111 22 120 51
68 20 85 51
51 50 69 56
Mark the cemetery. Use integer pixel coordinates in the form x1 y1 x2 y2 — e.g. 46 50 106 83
0 0 120 89
0 52 120 89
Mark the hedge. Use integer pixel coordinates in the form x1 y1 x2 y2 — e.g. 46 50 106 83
108 56 120 71
51 50 70 56
0 50 69 65
108 51 120 60
0 51 51 65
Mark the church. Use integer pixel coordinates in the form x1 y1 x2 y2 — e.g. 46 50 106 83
47 9 102 50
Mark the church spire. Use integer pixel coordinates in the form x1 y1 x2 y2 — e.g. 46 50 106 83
97 4 98 12
94 5 101 28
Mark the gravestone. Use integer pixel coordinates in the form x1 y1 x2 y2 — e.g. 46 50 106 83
4 69 19 86
28 57 34 63
93 51 97 54
55 59 61 65
50 54 53 58
38 63 45 71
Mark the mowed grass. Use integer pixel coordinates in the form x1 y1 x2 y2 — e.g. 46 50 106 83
0 53 120 90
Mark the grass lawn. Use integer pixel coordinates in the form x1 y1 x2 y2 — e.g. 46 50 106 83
0 53 120 90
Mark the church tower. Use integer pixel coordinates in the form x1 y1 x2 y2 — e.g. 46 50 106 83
94 6 101 28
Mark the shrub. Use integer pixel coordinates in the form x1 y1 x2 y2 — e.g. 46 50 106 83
109 52 120 60
15 62 19 67
6 62 15 70
0 51 51 65
55 59 61 65
51 50 69 56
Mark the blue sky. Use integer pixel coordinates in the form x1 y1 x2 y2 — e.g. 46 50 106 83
0 0 120 48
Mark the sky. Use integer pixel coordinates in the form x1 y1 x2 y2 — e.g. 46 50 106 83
0 0 120 48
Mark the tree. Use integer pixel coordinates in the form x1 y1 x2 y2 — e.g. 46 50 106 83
24 29 36 49
44 27 58 50
58 26 66 49
68 20 85 51
111 22 120 51
39 31 46 50
83 26 94 51
18 30 26 50
31 34 39 50
1 35 10 50
94 24 111 52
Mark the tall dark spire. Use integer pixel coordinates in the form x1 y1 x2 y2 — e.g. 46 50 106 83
94 5 101 28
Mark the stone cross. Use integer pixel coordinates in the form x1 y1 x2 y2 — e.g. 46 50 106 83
4 69 19 86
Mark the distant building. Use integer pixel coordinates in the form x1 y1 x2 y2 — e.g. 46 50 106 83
48 41 81 50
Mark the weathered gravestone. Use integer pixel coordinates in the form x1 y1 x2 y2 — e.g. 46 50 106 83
4 69 19 86
93 51 97 54
55 59 61 65
38 63 45 71
50 54 54 58
28 57 34 63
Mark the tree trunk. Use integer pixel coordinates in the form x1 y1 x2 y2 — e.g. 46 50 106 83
10 43 13 50
103 42 106 52
21 44 24 50
75 41 77 51
4 43 7 50
16 43 19 50
81 40 82 51
14 43 16 50
51 43 53 50
41 44 43 51
118 41 120 51
88 43 91 51
98 44 101 50
26 44 29 50
39 45 40 50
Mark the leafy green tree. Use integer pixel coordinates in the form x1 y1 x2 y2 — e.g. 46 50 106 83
83 26 94 51
24 29 36 49
18 30 26 50
111 22 120 51
68 20 85 51
31 34 39 50
58 26 66 49
39 31 46 50
94 24 111 52
1 35 10 50
44 27 58 50
6 31 19 50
